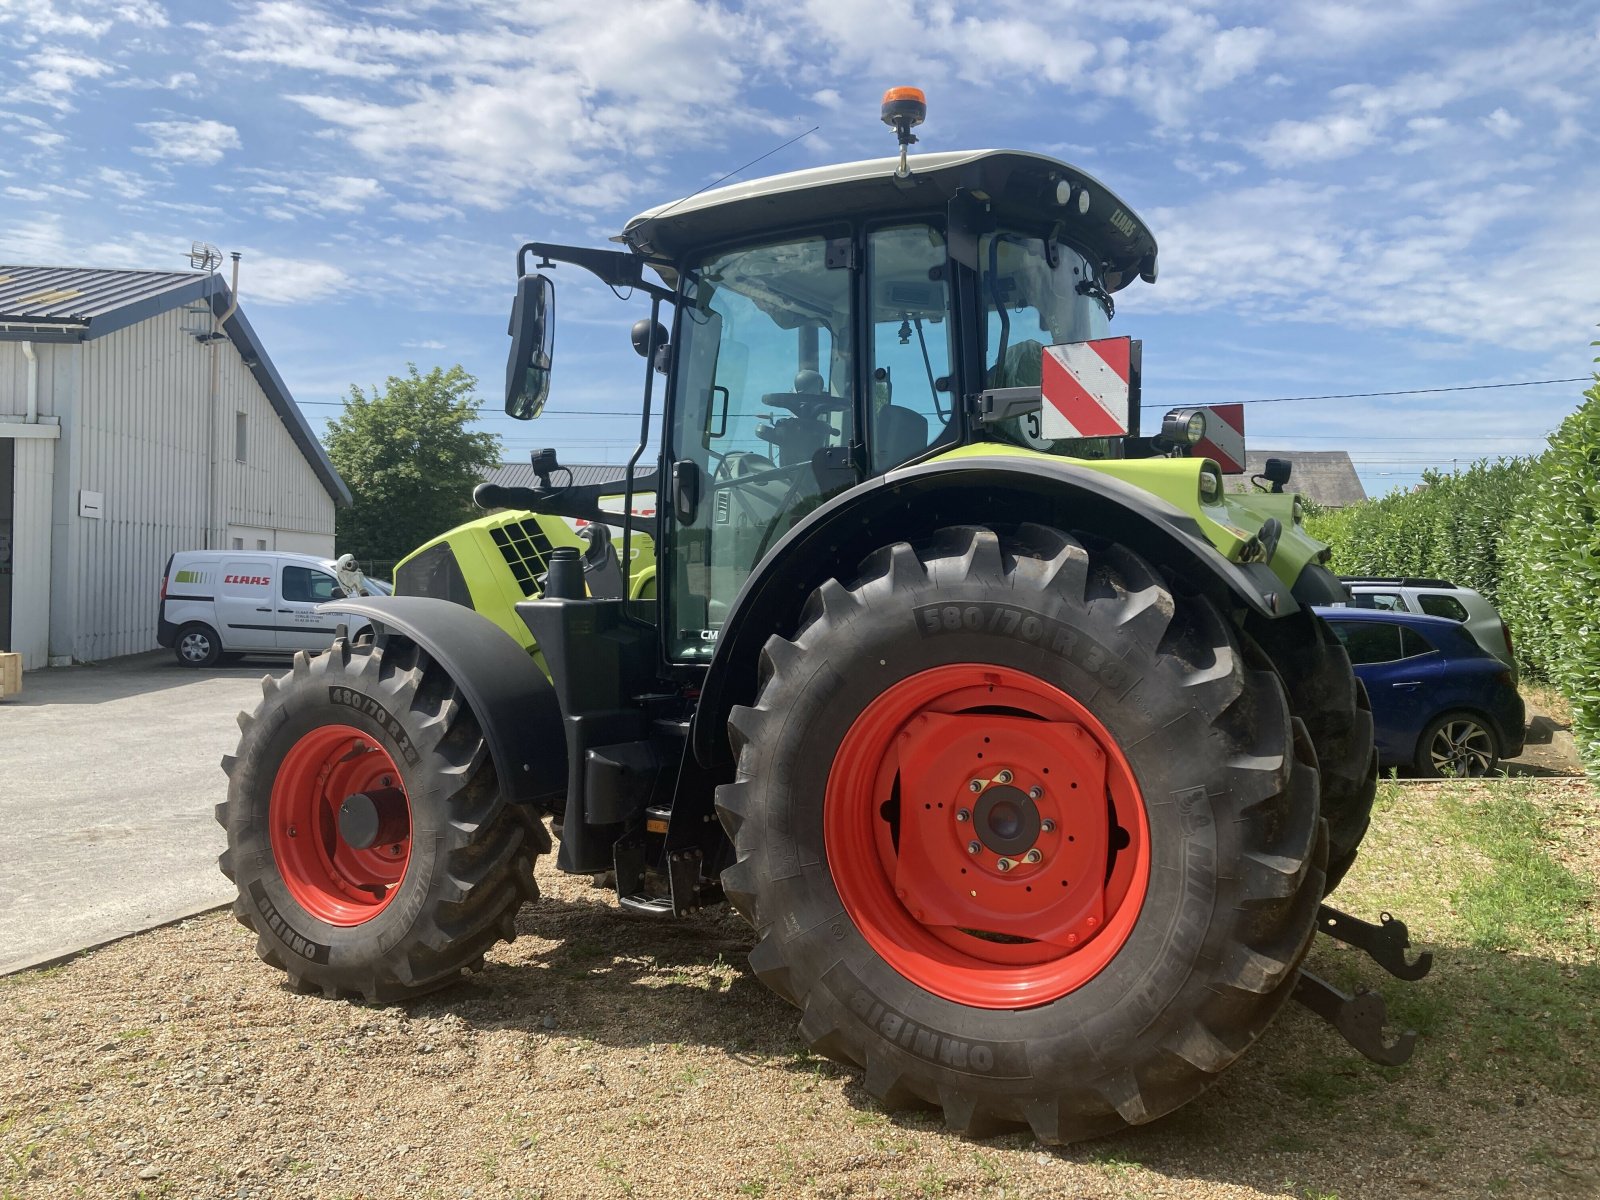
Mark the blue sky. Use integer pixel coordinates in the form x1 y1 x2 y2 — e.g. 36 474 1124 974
3 0 1597 497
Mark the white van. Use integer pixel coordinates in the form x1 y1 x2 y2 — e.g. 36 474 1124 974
156 551 380 667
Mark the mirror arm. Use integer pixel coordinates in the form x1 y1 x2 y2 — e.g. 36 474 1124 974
517 242 674 302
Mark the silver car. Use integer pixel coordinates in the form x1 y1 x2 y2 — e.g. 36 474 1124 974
1339 576 1516 679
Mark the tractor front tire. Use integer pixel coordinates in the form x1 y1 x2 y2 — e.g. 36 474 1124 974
217 635 547 1002
717 525 1325 1143
1248 579 1377 893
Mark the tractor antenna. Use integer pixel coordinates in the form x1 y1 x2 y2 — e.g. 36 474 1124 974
649 125 820 223
881 86 927 178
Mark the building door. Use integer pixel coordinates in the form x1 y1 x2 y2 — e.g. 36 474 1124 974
0 438 14 653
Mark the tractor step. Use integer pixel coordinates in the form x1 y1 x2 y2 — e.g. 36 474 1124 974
1316 904 1433 980
1292 969 1418 1066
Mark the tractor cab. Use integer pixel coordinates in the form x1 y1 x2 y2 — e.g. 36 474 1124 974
502 140 1162 663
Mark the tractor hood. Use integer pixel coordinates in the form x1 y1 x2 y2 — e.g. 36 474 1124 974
620 149 1159 293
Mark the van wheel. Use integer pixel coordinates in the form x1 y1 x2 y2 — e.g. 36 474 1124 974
175 623 222 668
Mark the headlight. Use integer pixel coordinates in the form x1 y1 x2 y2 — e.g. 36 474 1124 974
1161 407 1207 446
1199 466 1222 501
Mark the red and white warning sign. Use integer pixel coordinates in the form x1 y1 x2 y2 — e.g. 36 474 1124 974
1040 337 1131 440
1196 402 1246 474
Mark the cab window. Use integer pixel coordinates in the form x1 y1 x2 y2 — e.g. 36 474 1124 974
979 230 1114 456
666 233 853 660
868 224 955 471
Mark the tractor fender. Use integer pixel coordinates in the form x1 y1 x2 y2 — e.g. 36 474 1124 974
317 595 566 807
691 454 1294 766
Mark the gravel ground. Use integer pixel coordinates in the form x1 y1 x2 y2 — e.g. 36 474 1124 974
5 802 1599 1200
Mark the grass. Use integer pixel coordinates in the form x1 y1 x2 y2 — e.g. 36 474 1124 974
1439 780 1595 952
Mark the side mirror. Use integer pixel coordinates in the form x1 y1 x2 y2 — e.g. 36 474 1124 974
505 273 555 419
330 586 348 600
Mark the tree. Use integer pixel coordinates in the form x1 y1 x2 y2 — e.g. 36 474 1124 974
323 364 502 566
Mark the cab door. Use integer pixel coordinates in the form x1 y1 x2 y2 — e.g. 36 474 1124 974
275 560 343 651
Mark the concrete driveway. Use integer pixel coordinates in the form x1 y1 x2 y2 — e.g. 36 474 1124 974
0 651 286 975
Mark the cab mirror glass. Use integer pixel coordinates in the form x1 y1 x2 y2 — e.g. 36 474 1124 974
505 273 555 419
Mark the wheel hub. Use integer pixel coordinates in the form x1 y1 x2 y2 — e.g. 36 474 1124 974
972 784 1040 856
268 724 413 926
894 712 1110 953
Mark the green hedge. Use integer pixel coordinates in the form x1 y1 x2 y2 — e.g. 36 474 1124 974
1303 457 1536 607
1303 377 1600 780
1499 380 1600 775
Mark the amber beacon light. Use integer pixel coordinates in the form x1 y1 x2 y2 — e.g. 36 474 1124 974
881 86 927 177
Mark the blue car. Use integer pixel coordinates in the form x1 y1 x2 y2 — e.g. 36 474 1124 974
1315 607 1525 777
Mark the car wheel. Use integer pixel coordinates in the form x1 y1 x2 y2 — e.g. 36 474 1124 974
1414 713 1499 778
174 623 222 668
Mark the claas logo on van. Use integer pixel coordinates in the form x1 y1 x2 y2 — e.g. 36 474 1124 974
224 574 271 586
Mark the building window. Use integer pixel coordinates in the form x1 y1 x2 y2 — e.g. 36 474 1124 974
232 537 244 550
256 539 267 550
235 412 248 463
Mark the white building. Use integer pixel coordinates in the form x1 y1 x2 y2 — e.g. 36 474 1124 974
0 265 349 669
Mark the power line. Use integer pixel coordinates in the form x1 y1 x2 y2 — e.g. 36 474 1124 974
1140 376 1588 410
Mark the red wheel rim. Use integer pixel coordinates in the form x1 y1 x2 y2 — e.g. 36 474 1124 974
824 664 1150 1009
269 724 412 926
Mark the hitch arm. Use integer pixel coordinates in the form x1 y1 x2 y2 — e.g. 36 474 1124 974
1317 904 1434 981
1293 970 1418 1067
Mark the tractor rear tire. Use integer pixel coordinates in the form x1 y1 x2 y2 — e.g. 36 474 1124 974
216 635 547 1002
716 524 1325 1143
1247 588 1376 893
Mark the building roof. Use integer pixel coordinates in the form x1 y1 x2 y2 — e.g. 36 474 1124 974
0 264 349 506
0 265 206 330
1225 449 1367 509
484 461 633 490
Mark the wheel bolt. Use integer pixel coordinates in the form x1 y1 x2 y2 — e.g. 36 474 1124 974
1024 849 1043 864
996 857 1014 872
967 840 981 855
968 779 983 793
1029 786 1043 800
956 809 971 823
1041 819 1056 833
996 769 1013 784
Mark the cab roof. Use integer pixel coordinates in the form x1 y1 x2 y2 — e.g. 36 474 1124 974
620 149 1158 292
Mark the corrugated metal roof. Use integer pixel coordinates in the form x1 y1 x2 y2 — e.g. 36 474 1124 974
0 265 210 324
1225 449 1368 508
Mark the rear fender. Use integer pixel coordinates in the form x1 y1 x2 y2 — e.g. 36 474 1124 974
318 596 566 807
691 454 1295 766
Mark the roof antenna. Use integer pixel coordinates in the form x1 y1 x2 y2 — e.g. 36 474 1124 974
647 124 820 224
881 86 927 179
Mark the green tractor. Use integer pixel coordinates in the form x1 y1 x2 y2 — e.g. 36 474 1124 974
219 91 1430 1143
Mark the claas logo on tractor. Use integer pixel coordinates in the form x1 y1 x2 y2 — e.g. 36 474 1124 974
216 86 1419 1148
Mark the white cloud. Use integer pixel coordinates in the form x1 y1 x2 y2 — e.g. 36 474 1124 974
1481 107 1522 138
134 118 240 164
314 175 384 213
1129 172 1598 352
96 165 149 198
235 253 349 304
9 47 115 110
389 200 461 222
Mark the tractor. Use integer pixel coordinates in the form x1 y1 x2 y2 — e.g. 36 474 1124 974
218 90 1431 1144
